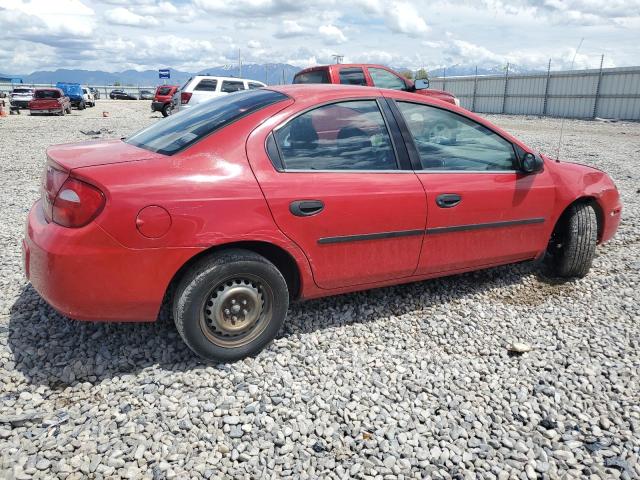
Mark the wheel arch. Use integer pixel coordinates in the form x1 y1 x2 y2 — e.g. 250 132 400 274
162 240 302 314
552 196 604 243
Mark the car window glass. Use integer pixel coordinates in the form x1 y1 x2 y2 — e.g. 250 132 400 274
157 87 172 95
248 82 263 89
396 101 516 171
293 70 330 84
35 90 60 99
369 68 406 90
274 100 397 171
194 79 218 91
221 80 245 93
339 68 367 86
126 89 288 155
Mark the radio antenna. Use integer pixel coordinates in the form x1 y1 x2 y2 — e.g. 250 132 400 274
555 38 584 161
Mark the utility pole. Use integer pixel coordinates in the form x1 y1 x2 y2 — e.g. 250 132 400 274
332 54 344 64
265 64 268 85
592 54 605 119
238 49 242 78
542 58 551 116
501 62 510 114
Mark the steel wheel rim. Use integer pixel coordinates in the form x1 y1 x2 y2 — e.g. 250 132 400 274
199 274 273 348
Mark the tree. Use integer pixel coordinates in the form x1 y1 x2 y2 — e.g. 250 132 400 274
415 68 429 80
399 69 414 80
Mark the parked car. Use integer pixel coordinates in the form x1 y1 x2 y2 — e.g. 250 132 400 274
293 64 459 106
89 87 100 100
139 89 154 100
28 88 71 116
110 89 137 100
23 85 621 362
82 87 96 107
177 75 266 111
56 82 86 109
152 85 179 117
10 87 34 109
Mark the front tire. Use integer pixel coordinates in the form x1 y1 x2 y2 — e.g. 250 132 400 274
545 203 597 278
78 101 86 110
173 249 289 362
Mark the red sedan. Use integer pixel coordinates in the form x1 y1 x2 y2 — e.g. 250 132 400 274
23 84 622 361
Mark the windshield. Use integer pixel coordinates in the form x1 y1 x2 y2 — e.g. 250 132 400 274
126 89 288 155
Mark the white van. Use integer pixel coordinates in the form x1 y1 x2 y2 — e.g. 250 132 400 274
176 76 266 111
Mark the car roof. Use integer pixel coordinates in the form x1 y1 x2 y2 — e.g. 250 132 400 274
192 75 265 84
296 64 390 73
267 83 445 106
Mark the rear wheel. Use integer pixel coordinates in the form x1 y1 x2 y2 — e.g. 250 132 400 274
65 106 72 114
173 249 289 362
161 103 173 117
545 203 597 278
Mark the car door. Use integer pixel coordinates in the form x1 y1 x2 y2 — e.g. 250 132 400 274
390 99 555 274
247 98 427 290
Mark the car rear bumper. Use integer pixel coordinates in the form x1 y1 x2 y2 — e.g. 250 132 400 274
23 201 198 322
30 107 63 113
151 101 165 111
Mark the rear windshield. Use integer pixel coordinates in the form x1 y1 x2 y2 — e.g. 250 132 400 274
126 89 288 155
157 86 173 95
13 88 32 94
35 90 61 99
293 70 330 84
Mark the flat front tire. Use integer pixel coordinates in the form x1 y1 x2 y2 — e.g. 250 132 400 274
545 203 597 278
173 249 289 362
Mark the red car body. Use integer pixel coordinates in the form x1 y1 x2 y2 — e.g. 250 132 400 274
293 64 459 105
29 88 71 115
24 85 621 324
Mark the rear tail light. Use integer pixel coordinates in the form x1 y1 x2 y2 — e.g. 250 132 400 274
42 161 105 227
181 92 192 104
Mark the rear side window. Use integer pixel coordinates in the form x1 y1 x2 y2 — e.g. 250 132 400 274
293 70 330 84
126 89 288 155
194 79 218 91
221 80 245 93
248 82 264 90
339 68 367 86
274 100 397 171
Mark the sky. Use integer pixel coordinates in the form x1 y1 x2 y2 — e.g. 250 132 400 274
1 0 639 74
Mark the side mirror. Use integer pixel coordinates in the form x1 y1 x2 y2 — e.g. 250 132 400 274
520 152 544 173
414 79 429 90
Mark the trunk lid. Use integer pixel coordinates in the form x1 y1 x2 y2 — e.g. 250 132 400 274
46 139 165 171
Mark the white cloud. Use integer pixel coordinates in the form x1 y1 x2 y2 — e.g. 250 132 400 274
318 24 347 44
274 19 308 38
104 7 160 27
386 1 429 35
247 40 262 49
0 0 95 37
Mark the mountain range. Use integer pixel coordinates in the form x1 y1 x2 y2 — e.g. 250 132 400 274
1 63 543 86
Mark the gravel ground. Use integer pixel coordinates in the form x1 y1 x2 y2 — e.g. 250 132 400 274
1 101 638 479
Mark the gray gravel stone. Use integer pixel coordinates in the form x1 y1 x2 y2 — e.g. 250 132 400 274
1 105 639 479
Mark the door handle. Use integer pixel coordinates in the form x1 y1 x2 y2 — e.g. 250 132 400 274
290 200 325 217
436 193 461 208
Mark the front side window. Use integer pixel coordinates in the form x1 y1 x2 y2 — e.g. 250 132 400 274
369 68 406 90
194 79 218 91
293 70 330 84
126 89 288 155
396 101 516 171
274 100 397 171
221 80 245 93
339 68 367 86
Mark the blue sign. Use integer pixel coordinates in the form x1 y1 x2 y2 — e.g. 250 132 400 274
159 69 170 79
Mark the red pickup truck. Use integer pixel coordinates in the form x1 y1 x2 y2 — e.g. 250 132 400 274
293 64 459 106
29 88 72 116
